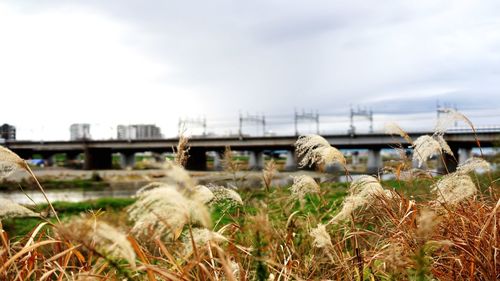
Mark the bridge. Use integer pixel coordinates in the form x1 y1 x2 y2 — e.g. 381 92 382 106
4 129 499 174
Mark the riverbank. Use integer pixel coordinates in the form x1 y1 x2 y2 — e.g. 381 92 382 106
1 167 352 189
2 167 497 205
0 168 331 204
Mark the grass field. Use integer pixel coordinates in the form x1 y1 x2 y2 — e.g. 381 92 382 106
2 171 498 280
1 116 499 280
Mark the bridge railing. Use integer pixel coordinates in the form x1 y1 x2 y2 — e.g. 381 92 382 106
445 126 500 133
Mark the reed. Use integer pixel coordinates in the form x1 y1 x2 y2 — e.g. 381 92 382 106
0 109 498 280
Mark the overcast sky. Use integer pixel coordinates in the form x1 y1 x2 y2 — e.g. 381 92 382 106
1 0 500 139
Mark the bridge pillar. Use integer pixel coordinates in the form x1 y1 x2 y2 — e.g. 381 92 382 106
120 152 136 169
212 151 223 171
284 150 297 171
351 151 360 166
65 152 82 168
367 148 383 174
248 151 264 170
325 162 343 173
185 148 207 171
14 149 34 161
40 153 56 167
84 148 112 170
436 146 459 174
66 151 80 161
152 152 164 163
458 148 472 164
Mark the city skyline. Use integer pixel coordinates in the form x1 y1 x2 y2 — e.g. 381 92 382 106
2 106 499 141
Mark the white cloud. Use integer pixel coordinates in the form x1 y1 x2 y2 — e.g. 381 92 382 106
1 0 499 139
0 3 205 139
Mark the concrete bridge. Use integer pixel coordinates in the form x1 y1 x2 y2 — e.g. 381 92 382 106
4 130 499 173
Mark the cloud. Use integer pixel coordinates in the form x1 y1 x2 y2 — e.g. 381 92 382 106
1 0 499 139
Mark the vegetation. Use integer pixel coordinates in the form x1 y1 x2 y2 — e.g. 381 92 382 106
0 109 498 280
0 177 108 191
2 198 135 238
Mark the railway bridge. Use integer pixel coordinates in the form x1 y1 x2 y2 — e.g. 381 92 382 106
4 130 499 174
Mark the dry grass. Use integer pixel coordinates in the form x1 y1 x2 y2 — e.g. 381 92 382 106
0 111 499 280
222 146 240 174
174 134 190 167
295 134 346 171
222 146 242 185
262 159 277 192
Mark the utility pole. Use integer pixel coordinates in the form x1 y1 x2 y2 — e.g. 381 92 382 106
178 117 207 136
349 106 373 134
437 101 459 128
239 113 266 137
294 109 319 135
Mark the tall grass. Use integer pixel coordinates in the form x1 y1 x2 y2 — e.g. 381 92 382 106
0 111 499 280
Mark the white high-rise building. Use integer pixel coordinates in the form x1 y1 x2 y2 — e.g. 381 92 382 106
117 124 162 140
70 124 91 140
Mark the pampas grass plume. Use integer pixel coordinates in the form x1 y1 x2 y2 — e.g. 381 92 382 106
432 173 477 204
457 157 491 174
435 108 474 134
295 135 346 168
128 186 210 239
412 135 443 167
416 208 438 239
207 184 243 205
310 224 332 248
330 175 385 224
192 185 215 204
174 134 190 167
0 198 37 218
182 228 227 256
435 134 454 156
384 122 412 143
262 159 277 190
162 161 196 190
58 217 136 269
0 145 26 178
290 175 320 201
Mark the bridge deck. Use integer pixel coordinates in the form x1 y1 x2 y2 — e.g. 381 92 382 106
5 131 499 152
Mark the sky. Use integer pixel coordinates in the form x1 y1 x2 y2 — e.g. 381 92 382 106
1 0 500 140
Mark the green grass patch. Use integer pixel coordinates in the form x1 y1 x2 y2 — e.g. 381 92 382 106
36 197 136 214
3 197 136 238
41 178 108 189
